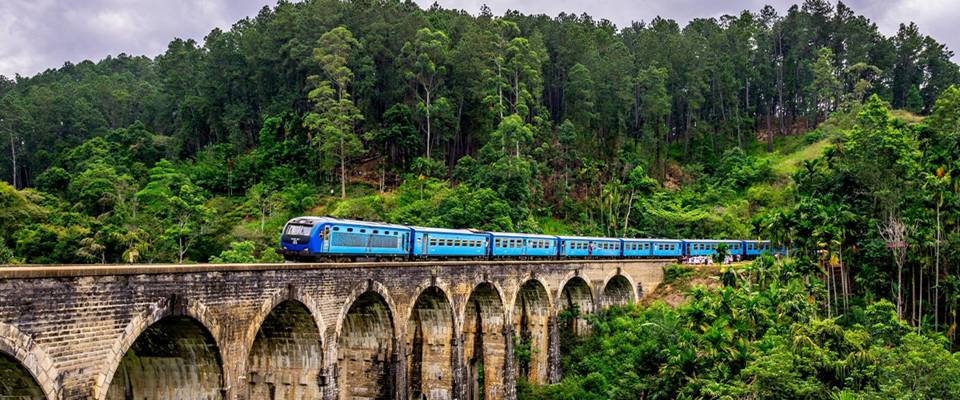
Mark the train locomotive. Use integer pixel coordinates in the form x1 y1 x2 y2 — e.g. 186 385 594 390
278 216 780 262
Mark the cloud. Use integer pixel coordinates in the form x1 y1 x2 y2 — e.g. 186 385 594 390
0 0 272 77
0 0 956 78
416 0 959 60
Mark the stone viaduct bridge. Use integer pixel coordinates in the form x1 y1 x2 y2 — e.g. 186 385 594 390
0 259 671 400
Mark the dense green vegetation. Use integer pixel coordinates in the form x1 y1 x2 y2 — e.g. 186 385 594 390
523 257 960 399
2 0 956 264
3 0 960 395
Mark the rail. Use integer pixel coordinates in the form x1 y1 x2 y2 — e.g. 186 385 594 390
0 258 675 279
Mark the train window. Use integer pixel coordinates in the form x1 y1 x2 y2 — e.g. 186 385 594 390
495 239 501 246
360 229 366 233
333 227 340 231
372 230 378 234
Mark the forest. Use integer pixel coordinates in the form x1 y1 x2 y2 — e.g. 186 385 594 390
4 0 960 395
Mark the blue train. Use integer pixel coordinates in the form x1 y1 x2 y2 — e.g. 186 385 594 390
278 216 781 262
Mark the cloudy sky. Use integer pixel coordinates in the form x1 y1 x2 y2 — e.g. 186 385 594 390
1 0 957 78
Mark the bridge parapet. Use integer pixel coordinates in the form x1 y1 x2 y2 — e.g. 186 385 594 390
0 260 669 400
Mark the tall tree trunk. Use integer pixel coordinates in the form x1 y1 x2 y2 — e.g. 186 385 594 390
766 103 773 152
936 199 942 329
776 31 786 141
9 131 16 189
425 88 432 160
654 122 663 181
623 191 634 236
840 231 848 312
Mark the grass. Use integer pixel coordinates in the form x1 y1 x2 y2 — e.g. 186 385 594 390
536 216 576 235
768 138 832 177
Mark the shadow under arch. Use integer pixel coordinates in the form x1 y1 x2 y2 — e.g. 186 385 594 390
511 278 552 385
601 273 637 307
96 296 225 400
333 281 399 400
246 297 325 399
0 322 58 400
463 281 507 400
405 285 456 400
557 275 594 336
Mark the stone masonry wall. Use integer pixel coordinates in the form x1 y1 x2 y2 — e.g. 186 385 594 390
0 260 669 400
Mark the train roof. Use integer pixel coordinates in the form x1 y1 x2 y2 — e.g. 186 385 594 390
556 235 622 241
487 232 558 239
288 216 411 230
410 226 487 235
622 238 683 243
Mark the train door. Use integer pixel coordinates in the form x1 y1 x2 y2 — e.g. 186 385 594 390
365 229 372 254
422 233 430 255
321 226 331 252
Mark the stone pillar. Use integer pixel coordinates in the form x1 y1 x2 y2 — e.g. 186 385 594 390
322 359 337 400
452 334 465 400
393 335 405 400
502 324 516 400
547 314 561 384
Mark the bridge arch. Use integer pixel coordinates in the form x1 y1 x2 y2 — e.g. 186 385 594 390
601 273 638 307
333 280 399 400
0 322 58 400
245 293 325 399
462 281 507 400
98 296 225 400
511 278 552 385
404 285 456 400
557 275 594 336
